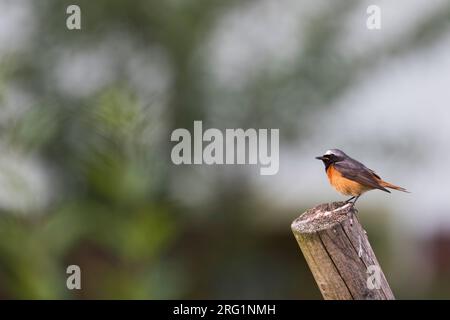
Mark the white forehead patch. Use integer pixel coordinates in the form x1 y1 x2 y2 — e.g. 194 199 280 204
324 150 334 155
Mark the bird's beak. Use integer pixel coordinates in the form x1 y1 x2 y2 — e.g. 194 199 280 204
315 156 326 160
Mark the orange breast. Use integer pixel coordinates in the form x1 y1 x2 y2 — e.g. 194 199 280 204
326 165 370 196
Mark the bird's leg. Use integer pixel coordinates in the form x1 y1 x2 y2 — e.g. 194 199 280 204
348 196 360 226
352 196 361 206
345 196 355 203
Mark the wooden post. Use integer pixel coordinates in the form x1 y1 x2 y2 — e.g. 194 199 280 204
291 201 395 300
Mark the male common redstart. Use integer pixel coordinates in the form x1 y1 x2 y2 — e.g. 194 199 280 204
316 149 408 204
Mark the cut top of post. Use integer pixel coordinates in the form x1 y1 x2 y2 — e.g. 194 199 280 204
291 202 354 234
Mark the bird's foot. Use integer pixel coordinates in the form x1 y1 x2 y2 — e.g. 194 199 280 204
345 196 355 204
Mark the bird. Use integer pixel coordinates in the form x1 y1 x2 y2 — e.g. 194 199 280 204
316 149 408 205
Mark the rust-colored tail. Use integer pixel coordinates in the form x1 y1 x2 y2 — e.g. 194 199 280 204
379 180 409 193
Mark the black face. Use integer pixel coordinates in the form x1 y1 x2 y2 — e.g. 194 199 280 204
315 153 342 169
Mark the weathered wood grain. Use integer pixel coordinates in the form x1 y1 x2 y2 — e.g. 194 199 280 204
291 202 395 300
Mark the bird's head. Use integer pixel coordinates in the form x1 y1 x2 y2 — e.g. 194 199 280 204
315 149 347 168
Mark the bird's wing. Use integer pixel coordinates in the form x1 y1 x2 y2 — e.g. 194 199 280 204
333 160 390 193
